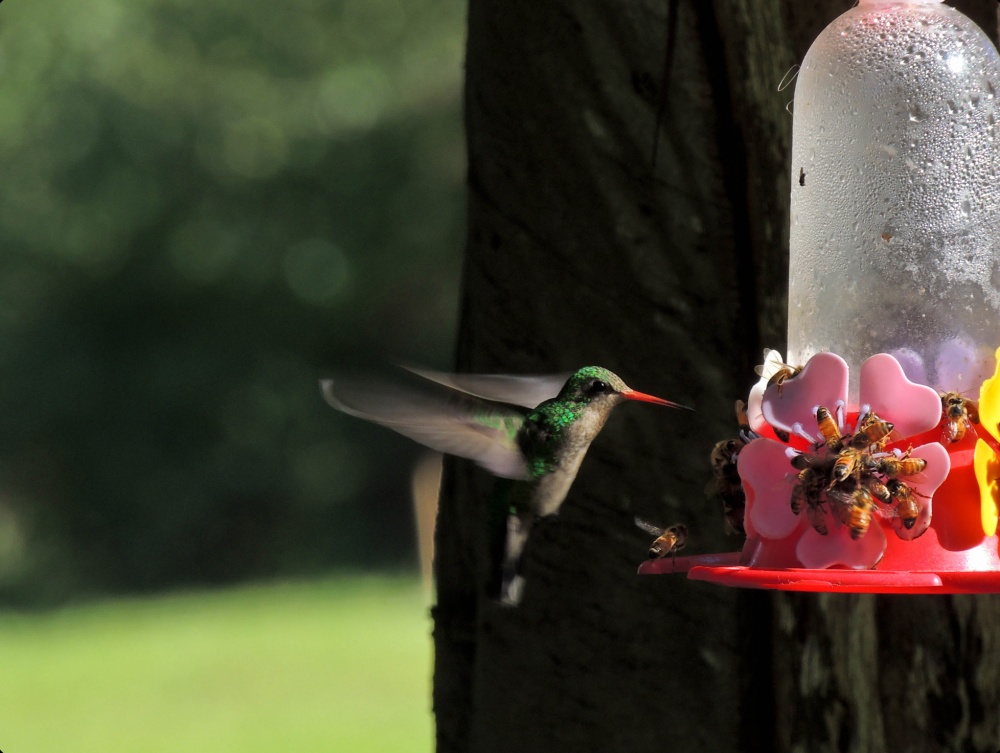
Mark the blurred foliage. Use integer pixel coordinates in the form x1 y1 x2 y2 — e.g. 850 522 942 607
0 0 466 601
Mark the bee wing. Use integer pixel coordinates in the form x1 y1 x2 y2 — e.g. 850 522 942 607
633 517 663 536
321 378 531 480
403 366 572 408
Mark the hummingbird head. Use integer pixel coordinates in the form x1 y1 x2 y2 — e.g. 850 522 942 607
559 367 687 411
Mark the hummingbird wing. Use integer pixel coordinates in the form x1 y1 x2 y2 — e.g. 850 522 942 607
403 366 572 409
320 378 531 480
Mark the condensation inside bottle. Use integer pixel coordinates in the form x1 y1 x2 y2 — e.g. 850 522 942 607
787 0 1000 403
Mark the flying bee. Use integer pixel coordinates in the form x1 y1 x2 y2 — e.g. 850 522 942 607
874 452 927 480
849 412 894 451
940 391 980 444
815 406 843 452
635 519 688 560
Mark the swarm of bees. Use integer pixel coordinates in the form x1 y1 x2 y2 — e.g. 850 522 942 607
789 405 929 541
695 357 988 557
939 391 979 443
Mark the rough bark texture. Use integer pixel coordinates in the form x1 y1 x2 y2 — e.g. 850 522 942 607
436 2 1000 752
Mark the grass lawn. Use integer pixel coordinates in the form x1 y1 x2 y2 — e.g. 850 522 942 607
0 575 433 752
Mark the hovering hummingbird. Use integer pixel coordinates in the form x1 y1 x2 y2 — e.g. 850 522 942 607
320 365 688 606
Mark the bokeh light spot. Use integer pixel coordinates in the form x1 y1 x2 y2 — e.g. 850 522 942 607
167 219 243 283
283 238 352 305
315 63 392 134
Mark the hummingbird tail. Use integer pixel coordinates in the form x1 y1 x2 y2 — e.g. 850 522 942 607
499 513 533 607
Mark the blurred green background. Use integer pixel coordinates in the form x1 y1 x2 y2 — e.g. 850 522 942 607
0 0 465 602
0 0 463 748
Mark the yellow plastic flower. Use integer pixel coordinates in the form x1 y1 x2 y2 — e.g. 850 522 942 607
974 346 1000 536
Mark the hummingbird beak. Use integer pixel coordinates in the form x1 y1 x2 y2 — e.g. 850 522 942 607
620 389 693 410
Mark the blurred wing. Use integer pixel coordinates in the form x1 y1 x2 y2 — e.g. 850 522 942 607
320 378 530 480
633 517 663 536
404 366 571 408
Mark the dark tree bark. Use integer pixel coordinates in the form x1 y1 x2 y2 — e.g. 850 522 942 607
435 2 1000 752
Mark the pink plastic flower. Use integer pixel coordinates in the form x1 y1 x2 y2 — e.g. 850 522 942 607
739 351 950 569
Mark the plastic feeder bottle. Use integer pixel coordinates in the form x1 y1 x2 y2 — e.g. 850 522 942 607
788 0 1000 403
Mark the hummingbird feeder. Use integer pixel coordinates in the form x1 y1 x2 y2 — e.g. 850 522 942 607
642 0 1000 593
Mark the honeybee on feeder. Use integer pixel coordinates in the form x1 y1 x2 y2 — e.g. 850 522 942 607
789 469 815 515
885 479 925 531
755 350 803 396
849 412 894 451
831 447 865 485
864 476 891 506
805 502 830 537
939 391 980 443
709 438 743 475
734 400 755 441
814 405 843 451
706 439 747 536
842 487 877 540
873 451 927 480
705 402 753 535
790 464 832 535
634 519 688 560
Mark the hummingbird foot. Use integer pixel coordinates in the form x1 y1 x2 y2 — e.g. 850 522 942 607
499 512 532 607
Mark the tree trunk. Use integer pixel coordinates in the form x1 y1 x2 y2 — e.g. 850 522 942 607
435 1 1000 751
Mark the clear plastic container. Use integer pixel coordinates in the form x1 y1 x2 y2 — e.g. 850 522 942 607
787 0 1000 403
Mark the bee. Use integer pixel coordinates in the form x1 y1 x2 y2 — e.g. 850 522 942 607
940 391 980 444
754 350 803 396
721 499 746 537
635 519 688 560
709 438 742 474
755 364 803 396
846 489 876 540
885 479 923 531
790 466 831 535
707 439 746 535
805 502 829 536
735 400 753 439
831 447 864 485
849 412 894 451
874 452 927 479
864 476 891 506
790 472 813 515
825 475 856 514
815 406 843 451
830 486 876 540
790 452 813 472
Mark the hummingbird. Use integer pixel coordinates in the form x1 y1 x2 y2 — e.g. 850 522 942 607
320 365 688 606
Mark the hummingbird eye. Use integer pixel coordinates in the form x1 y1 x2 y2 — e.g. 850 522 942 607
586 379 610 396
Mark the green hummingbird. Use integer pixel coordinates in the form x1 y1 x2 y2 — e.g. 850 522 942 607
320 365 688 606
